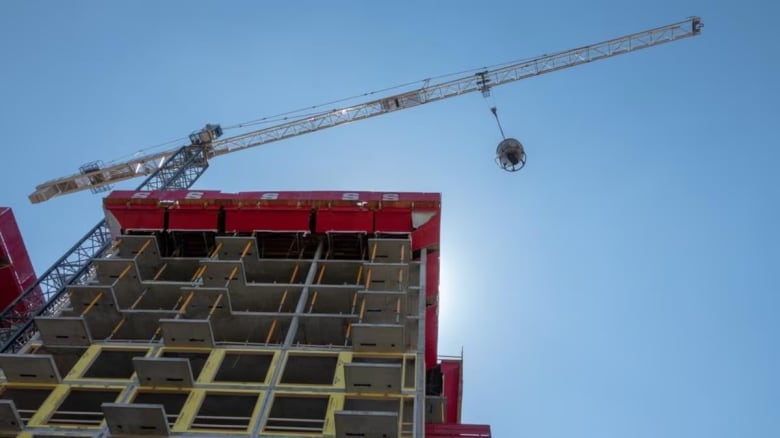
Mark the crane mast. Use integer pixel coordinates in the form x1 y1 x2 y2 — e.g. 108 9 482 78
29 17 701 204
2 17 702 352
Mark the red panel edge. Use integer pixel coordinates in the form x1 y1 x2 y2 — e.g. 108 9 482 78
426 251 439 299
440 359 463 423
425 424 492 437
412 212 441 251
425 305 439 367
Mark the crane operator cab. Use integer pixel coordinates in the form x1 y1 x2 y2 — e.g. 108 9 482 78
189 124 223 145
495 137 526 172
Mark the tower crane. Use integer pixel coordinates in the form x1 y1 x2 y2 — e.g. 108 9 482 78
30 17 701 203
2 17 702 351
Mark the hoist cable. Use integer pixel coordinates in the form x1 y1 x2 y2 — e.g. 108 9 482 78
491 107 506 139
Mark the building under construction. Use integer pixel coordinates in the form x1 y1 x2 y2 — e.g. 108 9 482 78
0 16 703 437
0 189 491 437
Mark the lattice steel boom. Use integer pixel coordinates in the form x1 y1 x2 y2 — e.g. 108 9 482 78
29 17 702 204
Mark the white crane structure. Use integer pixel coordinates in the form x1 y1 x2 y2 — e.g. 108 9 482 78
30 17 702 204
2 17 702 352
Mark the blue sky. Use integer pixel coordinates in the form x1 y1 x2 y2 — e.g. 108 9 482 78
1 1 778 437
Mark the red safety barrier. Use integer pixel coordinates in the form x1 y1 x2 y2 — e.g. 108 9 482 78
225 206 311 233
104 190 165 231
105 190 441 235
316 207 373 233
165 191 223 230
105 205 165 230
374 207 412 233
167 206 219 231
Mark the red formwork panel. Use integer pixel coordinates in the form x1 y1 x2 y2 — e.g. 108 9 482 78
425 424 491 437
167 206 220 231
104 190 155 201
106 190 227 231
104 191 441 234
104 190 164 231
0 208 40 310
412 212 440 251
374 207 412 233
105 205 165 230
426 304 439 367
224 207 311 233
315 207 373 233
440 359 463 424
